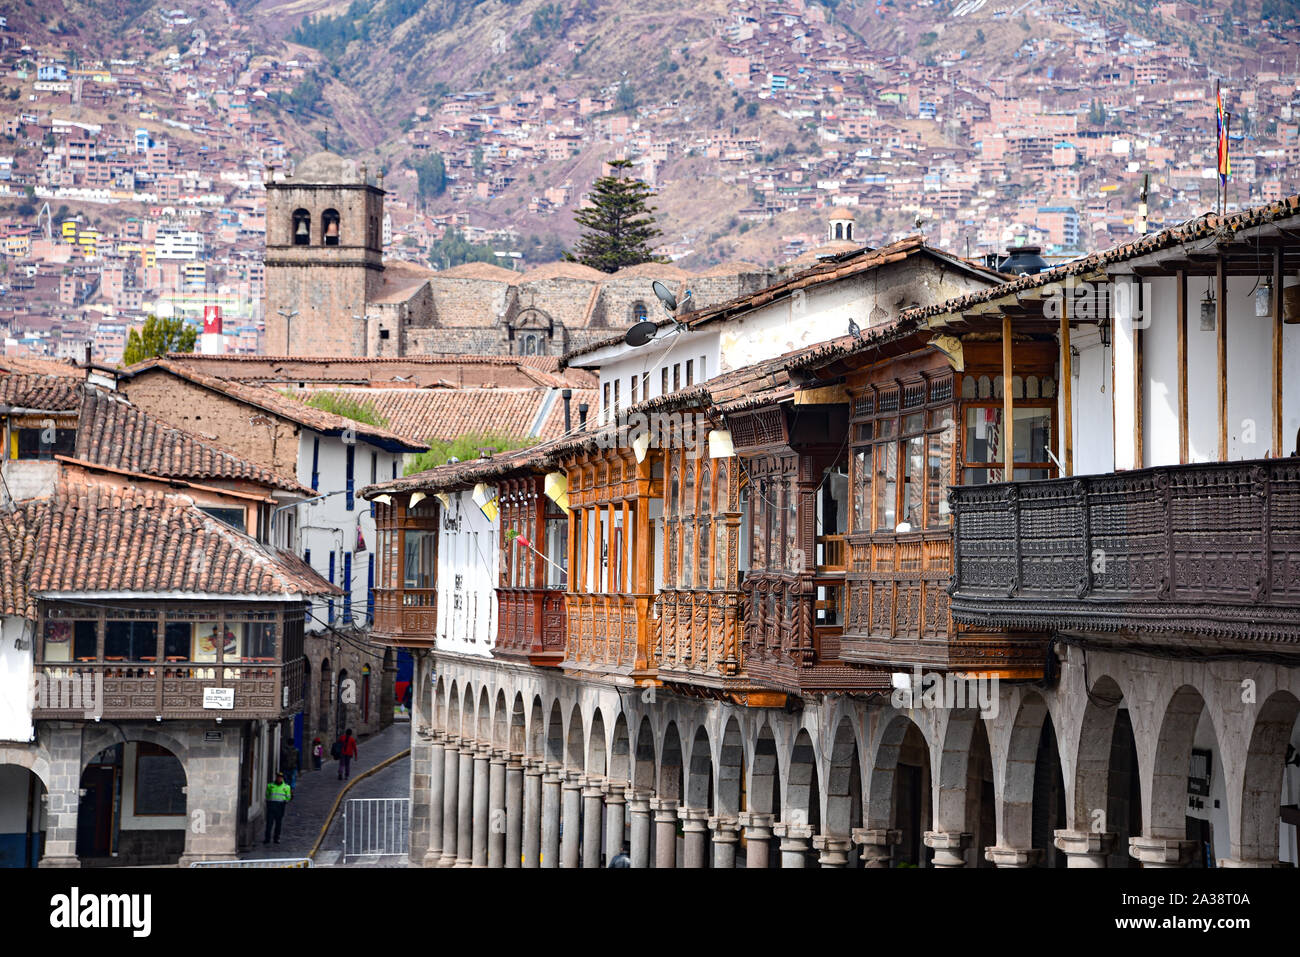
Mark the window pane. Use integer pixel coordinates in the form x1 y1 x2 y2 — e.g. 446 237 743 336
875 443 897 532
964 407 1003 464
852 450 869 533
901 436 925 529
1013 407 1053 463
927 430 953 528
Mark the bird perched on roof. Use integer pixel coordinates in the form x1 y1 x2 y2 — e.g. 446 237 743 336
848 318 862 339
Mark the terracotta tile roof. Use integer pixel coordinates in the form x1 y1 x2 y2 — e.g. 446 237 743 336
0 356 84 378
0 501 41 617
121 359 428 451
0 372 84 411
324 387 598 443
900 195 1300 325
20 475 342 599
75 389 313 494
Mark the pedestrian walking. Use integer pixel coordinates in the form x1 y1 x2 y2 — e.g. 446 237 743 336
263 771 292 844
337 727 358 780
280 736 300 790
311 737 323 770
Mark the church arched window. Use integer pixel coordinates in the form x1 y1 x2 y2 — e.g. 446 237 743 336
834 222 844 240
632 301 648 323
322 208 340 246
292 208 311 245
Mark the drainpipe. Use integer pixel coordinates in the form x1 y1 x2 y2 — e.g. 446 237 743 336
562 389 572 435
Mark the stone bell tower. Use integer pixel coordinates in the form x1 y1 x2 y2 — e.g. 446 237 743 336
263 152 385 357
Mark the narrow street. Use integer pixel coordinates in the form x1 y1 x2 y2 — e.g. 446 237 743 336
255 722 411 867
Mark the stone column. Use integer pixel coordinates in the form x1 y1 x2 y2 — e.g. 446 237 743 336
487 749 507 867
560 771 583 868
604 782 627 859
813 834 853 868
1053 829 1115 868
1129 836 1199 868
581 775 605 868
470 743 490 867
650 798 679 869
708 816 741 869
437 735 460 867
738 811 775 868
852 827 900 868
985 846 1043 868
522 758 543 868
178 724 242 865
923 830 972 868
773 822 814 868
679 807 710 868
421 730 445 868
504 753 524 869
628 789 652 868
38 722 85 867
454 741 474 867
409 727 433 867
539 763 562 868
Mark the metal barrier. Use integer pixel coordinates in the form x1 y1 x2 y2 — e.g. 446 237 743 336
190 857 313 868
342 797 410 863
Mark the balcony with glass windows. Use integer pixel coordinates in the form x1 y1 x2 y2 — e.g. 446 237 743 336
33 602 307 720
370 498 439 647
496 475 568 667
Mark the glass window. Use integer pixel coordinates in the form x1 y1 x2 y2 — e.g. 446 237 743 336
927 429 953 528
42 619 96 662
900 435 925 530
404 531 435 589
875 442 897 532
785 474 797 566
1013 407 1053 464
545 507 567 589
105 620 157 661
964 407 1003 464
852 449 869 533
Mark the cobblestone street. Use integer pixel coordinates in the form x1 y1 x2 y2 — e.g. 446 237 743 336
254 722 411 866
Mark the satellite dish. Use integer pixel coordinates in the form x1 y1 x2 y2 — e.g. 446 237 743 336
651 280 677 314
625 320 658 347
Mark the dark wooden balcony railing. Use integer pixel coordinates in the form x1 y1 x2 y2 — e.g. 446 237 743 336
33 657 305 720
372 588 437 646
496 587 566 666
949 459 1300 649
653 589 743 686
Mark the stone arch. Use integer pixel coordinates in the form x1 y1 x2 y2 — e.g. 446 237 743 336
527 696 546 760
633 716 656 791
78 733 188 864
686 726 713 811
610 713 631 784
476 687 491 743
933 709 995 866
321 207 340 246
588 709 608 777
509 692 527 755
659 722 683 800
544 700 564 765
824 716 860 839
750 722 780 815
786 728 820 833
318 657 331 733
1072 673 1140 867
446 681 461 737
866 712 931 866
717 717 744 819
460 685 475 744
493 688 509 749
997 692 1066 866
0 749 47 867
564 702 584 771
1148 684 1217 841
0 745 51 792
1237 690 1300 864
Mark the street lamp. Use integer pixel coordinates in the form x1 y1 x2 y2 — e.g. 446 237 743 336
277 307 298 355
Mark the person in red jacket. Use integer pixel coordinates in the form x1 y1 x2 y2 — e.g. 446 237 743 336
337 728 358 780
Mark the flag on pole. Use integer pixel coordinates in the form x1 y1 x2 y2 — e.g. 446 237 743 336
1216 82 1231 188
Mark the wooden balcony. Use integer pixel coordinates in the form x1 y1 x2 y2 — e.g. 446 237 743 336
839 529 1048 678
562 592 654 681
949 459 1300 653
33 657 305 721
742 571 891 695
371 587 437 647
495 587 566 666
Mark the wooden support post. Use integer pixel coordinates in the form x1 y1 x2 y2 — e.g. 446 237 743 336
1060 294 1073 477
1273 244 1284 457
1177 269 1188 464
1002 314 1014 481
1217 253 1228 461
1133 279 1145 470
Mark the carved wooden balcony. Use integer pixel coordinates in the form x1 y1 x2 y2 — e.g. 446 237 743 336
495 587 566 666
371 587 437 647
562 592 653 681
837 529 1049 678
949 459 1300 653
33 657 306 721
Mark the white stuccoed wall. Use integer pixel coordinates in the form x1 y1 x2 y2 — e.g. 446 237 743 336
436 489 497 657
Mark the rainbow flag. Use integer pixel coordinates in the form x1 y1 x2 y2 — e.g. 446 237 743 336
1216 83 1231 187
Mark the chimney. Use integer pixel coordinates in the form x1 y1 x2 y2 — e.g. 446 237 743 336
562 388 572 434
578 402 588 431
82 341 92 367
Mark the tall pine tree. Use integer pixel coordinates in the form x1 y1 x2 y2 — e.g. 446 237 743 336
565 159 667 272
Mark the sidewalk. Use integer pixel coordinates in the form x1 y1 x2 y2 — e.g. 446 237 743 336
255 721 412 862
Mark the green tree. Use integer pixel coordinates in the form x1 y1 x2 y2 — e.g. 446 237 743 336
404 430 537 475
429 228 500 269
121 315 197 366
565 159 667 273
408 152 447 200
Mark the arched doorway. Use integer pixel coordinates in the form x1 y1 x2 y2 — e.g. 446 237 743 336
0 764 46 867
78 741 186 866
